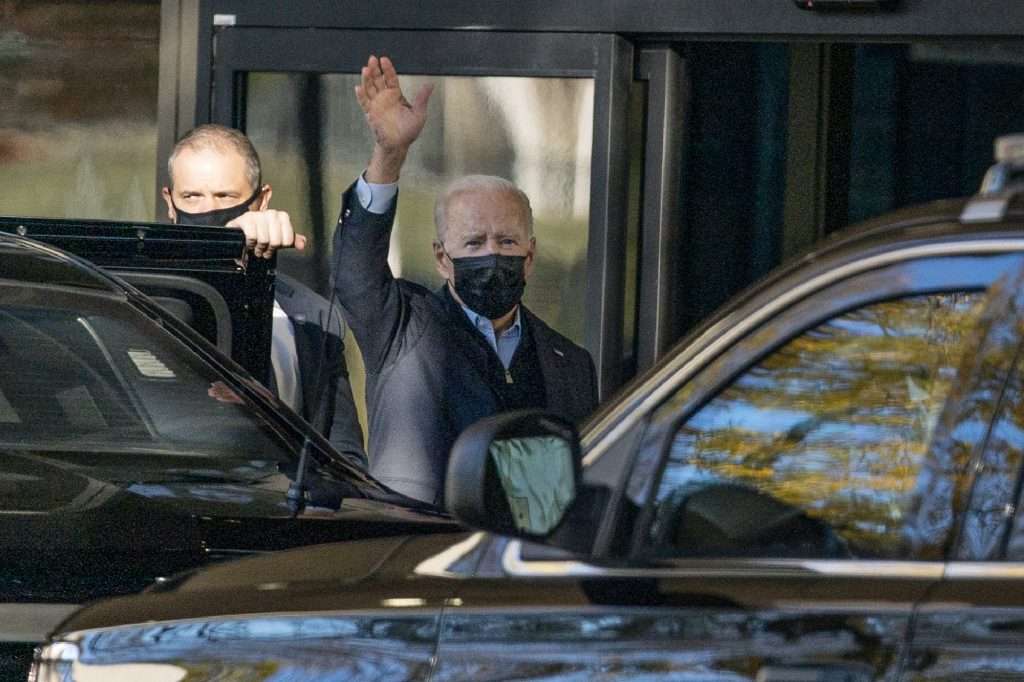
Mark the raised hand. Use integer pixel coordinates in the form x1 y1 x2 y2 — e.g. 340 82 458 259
355 55 433 183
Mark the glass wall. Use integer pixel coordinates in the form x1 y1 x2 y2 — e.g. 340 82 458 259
245 72 595 428
676 43 790 332
0 1 160 221
848 42 1024 224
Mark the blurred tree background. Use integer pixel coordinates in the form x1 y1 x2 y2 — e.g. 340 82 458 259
0 0 159 221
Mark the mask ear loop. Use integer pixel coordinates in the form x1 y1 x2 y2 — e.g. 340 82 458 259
436 241 457 286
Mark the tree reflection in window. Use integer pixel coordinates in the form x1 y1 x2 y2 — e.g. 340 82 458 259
655 292 987 559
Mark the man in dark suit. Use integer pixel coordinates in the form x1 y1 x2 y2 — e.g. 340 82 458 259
162 124 365 465
333 56 597 506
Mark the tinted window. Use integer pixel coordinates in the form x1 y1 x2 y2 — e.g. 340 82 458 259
990 347 1024 562
648 292 987 560
0 284 289 461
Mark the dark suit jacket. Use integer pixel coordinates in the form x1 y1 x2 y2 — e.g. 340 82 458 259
272 272 366 467
332 183 597 505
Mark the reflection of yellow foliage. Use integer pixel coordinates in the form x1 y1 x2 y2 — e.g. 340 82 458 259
665 293 988 556
182 662 278 681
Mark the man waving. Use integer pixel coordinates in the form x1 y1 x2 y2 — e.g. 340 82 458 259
333 56 596 506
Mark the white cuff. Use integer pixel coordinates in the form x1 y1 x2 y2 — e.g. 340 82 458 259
355 174 398 215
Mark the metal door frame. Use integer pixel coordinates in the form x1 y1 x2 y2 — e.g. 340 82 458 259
205 27 633 397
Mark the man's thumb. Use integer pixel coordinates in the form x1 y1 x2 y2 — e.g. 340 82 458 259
295 234 308 250
412 84 434 115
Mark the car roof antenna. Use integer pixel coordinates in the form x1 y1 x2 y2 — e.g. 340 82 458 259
286 278 343 518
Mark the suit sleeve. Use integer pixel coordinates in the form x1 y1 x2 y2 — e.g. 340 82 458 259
332 182 407 375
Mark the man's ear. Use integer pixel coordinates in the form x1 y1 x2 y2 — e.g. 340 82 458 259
161 187 177 222
255 184 272 211
434 240 452 281
524 236 537 280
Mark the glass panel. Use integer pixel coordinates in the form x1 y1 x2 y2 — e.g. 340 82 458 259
676 43 789 332
848 42 1024 225
648 292 988 560
245 72 594 428
951 320 1024 561
0 1 159 220
0 285 289 462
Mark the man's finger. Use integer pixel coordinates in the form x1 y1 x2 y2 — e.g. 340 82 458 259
273 211 294 249
355 85 368 110
226 217 257 245
381 56 399 89
267 218 283 251
361 66 378 98
255 219 270 258
295 234 308 251
369 62 387 95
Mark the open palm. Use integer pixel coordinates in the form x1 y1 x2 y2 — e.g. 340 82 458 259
356 56 433 154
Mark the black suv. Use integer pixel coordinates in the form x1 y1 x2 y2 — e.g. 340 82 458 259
0 225 455 680
34 161 1024 680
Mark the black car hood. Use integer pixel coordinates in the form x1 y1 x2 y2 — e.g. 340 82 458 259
56 532 478 632
0 447 455 603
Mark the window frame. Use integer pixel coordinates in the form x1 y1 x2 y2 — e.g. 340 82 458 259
207 27 635 398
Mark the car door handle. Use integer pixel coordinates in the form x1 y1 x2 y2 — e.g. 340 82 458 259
756 663 873 682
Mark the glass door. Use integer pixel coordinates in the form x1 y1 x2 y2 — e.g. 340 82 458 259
207 27 635 423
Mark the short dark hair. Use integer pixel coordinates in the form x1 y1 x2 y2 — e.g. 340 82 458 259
167 124 261 191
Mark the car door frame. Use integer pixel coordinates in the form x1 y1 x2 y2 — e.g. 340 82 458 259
0 215 274 384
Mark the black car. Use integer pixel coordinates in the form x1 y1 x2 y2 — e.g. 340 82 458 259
34 182 1024 681
0 229 456 679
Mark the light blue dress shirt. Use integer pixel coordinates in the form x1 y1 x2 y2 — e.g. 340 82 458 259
353 174 524 369
460 304 523 370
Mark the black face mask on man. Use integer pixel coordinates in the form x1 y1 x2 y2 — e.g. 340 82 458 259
449 253 527 320
171 185 262 226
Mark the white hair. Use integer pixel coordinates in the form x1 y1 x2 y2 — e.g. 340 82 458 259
434 174 534 243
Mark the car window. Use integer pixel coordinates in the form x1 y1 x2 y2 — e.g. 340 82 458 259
645 291 988 560
957 353 1024 561
985 341 1024 562
0 284 291 461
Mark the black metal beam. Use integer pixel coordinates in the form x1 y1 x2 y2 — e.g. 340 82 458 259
782 43 855 258
156 0 203 218
634 48 688 371
199 0 1024 39
585 36 634 399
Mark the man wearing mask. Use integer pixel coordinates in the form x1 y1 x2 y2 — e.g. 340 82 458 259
163 124 366 466
333 56 597 506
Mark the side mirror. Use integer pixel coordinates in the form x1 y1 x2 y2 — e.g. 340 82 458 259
445 410 581 539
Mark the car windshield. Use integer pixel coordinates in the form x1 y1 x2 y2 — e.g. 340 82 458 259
0 279 291 461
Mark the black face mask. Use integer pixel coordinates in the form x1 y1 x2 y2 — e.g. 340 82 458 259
171 186 262 226
450 253 527 320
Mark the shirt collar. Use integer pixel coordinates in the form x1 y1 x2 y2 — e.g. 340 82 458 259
461 303 522 339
